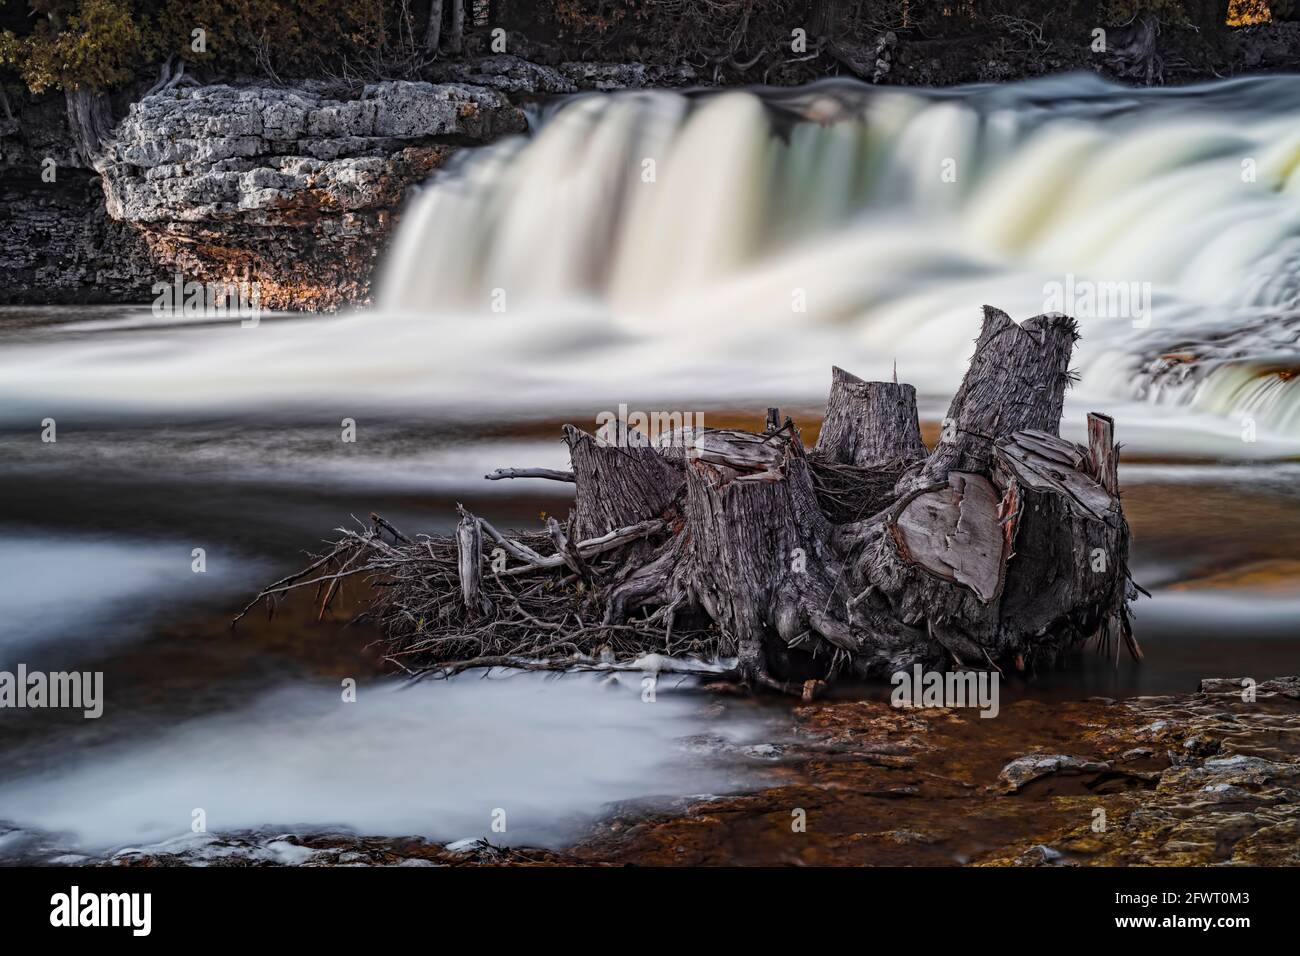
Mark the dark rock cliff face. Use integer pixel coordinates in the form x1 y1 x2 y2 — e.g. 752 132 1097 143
0 94 153 305
0 169 155 305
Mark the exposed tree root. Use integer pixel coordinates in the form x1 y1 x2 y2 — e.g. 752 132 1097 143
238 306 1141 696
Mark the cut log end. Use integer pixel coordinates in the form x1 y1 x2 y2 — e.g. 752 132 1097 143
891 472 1005 604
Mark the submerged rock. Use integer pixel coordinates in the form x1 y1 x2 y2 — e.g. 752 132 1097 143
9 827 581 867
1001 677 1300 866
1014 844 1070 866
997 754 1110 793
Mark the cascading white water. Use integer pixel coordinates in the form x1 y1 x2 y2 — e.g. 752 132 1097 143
2 74 1299 455
377 74 1300 441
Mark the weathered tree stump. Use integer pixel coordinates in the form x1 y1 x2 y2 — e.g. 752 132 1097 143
565 423 682 540
243 306 1140 692
814 367 927 470
491 305 1135 684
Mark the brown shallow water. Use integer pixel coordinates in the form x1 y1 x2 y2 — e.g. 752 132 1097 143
569 679 1300 867
1 404 1298 864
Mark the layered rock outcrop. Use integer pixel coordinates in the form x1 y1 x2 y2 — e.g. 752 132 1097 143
96 81 526 311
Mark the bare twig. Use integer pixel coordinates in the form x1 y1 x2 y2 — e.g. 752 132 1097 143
485 468 575 483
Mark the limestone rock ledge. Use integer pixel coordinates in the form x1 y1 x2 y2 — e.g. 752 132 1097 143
99 81 526 312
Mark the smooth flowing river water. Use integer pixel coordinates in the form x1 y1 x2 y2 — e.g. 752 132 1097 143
1 72 1298 863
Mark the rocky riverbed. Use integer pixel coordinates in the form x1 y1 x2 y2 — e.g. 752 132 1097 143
568 676 1300 867
589 675 1300 866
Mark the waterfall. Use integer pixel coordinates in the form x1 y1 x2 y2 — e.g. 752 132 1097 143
378 74 1300 441
2 74 1299 455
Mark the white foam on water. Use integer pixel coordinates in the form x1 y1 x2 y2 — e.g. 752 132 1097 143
0 673 771 855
